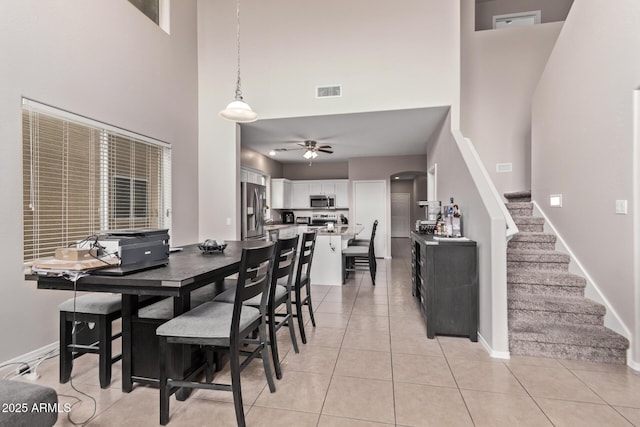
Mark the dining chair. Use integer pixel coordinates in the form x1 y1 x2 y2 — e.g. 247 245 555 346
156 242 276 427
342 220 378 285
213 235 300 380
292 230 318 344
348 219 378 248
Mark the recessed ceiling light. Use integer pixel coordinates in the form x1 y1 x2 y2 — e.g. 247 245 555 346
394 176 400 180
269 150 276 156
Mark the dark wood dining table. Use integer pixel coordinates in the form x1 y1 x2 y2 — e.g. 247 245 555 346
26 240 269 395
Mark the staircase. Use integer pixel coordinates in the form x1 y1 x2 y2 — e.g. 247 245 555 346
505 190 629 364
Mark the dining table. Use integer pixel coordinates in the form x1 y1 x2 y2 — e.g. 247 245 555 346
26 240 269 397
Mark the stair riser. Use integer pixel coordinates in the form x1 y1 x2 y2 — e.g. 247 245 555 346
505 197 531 203
509 341 626 364
509 310 603 326
508 261 568 271
514 224 545 232
508 283 584 298
507 208 533 217
508 241 555 251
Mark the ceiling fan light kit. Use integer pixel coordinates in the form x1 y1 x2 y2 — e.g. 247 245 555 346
219 0 257 123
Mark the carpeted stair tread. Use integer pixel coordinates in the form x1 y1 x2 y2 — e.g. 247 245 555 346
508 270 586 288
510 320 629 350
508 295 605 315
507 249 570 264
504 190 531 202
506 202 533 216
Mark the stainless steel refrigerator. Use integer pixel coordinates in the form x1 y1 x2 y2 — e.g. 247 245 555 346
241 182 267 240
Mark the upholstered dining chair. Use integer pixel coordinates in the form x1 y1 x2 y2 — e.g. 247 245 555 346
156 242 276 427
342 220 378 285
213 235 300 380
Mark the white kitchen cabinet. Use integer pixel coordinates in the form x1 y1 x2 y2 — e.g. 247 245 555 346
291 182 310 208
309 181 336 196
334 180 349 208
271 178 291 209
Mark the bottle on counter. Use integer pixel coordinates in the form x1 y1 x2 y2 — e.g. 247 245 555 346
452 201 462 237
445 199 454 237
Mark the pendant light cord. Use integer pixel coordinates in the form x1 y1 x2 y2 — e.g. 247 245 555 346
234 0 243 101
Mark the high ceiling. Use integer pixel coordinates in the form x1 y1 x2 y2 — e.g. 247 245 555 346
240 107 449 164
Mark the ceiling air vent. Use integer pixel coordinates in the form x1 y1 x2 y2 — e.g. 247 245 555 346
316 85 342 98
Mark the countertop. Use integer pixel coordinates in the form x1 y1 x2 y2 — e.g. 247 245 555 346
411 231 476 246
264 223 364 237
308 224 364 237
264 223 297 231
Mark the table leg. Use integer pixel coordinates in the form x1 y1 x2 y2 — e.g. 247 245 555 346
121 294 138 393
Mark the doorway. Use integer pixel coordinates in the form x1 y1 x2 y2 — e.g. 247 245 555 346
391 193 411 238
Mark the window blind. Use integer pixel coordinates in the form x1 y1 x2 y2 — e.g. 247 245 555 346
22 99 172 263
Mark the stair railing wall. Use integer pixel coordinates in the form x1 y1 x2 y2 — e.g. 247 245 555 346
428 115 511 357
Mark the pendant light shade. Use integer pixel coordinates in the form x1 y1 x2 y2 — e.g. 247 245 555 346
219 0 257 123
219 99 258 123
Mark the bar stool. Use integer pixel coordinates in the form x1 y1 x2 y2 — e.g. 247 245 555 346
292 231 318 344
59 293 158 389
213 235 300 379
59 293 124 389
157 243 276 426
342 220 378 285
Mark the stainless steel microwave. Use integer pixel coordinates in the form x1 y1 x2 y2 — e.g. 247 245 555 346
309 194 336 208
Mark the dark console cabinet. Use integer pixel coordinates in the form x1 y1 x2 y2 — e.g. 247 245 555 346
411 233 478 341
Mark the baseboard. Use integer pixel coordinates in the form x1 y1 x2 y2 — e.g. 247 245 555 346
627 352 640 372
531 201 632 344
0 342 58 373
478 332 510 359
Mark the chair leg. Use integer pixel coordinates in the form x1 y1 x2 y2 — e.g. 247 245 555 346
369 255 376 286
205 347 214 383
159 337 170 426
97 316 112 389
268 316 282 380
230 337 246 427
259 323 276 393
286 297 299 354
342 254 346 284
295 288 307 344
59 314 73 384
305 282 316 328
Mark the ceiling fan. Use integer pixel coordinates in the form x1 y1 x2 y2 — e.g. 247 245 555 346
272 140 333 164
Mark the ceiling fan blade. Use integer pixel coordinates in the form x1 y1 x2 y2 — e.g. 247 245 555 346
318 145 332 149
318 148 333 154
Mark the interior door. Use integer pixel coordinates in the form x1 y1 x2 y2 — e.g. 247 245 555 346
391 193 411 237
353 180 387 258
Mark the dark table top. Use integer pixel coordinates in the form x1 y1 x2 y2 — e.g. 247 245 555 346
26 240 272 296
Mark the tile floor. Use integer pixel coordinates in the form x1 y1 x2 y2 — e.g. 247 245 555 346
10 238 640 426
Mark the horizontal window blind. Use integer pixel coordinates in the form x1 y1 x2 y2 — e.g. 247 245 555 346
22 99 171 263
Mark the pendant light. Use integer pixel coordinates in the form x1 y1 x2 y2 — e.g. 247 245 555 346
219 0 258 123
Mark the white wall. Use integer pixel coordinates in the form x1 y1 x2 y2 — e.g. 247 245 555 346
0 1 200 361
461 0 562 198
532 1 640 365
428 112 509 355
197 0 461 240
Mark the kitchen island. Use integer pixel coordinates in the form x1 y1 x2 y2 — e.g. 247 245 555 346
308 224 365 286
263 223 365 286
